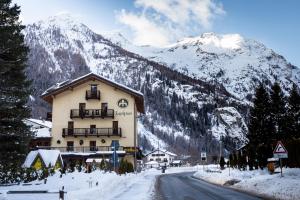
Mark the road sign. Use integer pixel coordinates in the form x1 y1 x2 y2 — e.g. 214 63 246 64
273 141 288 177
201 152 207 161
273 141 288 158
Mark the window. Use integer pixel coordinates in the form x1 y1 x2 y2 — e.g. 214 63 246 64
101 103 108 116
90 125 96 134
79 103 86 110
67 141 74 151
90 141 96 151
91 85 97 93
163 158 168 162
67 121 74 135
150 159 153 161
112 121 118 135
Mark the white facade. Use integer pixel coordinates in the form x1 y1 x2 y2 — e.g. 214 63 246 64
146 149 176 166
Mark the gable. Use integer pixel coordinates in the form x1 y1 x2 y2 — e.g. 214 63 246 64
41 73 144 113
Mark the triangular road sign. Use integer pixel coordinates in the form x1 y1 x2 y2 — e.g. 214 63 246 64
273 141 288 154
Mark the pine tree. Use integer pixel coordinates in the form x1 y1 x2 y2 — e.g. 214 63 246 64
287 84 300 139
0 0 32 183
247 83 274 169
270 82 286 140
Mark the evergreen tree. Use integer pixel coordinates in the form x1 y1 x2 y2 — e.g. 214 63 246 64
0 0 32 183
247 83 274 169
270 82 286 140
287 84 300 139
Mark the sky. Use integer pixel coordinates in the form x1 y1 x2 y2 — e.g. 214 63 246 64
13 0 300 67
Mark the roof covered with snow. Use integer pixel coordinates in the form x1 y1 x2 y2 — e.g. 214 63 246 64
24 119 52 138
146 149 177 157
25 118 52 128
23 149 62 168
33 127 51 138
41 73 144 113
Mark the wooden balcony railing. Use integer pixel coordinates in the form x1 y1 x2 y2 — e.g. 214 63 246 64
70 109 114 119
86 90 100 100
62 128 122 137
35 146 124 153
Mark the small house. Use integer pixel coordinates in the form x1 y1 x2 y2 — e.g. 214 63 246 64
146 149 177 166
23 149 63 170
24 118 52 148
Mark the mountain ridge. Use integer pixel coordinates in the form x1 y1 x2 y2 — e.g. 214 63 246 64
23 15 299 157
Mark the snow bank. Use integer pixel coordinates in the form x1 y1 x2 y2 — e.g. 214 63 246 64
0 167 196 200
193 165 300 200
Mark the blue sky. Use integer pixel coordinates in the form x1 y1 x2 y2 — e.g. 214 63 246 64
14 0 300 66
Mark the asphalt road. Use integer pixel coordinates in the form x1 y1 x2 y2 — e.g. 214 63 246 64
155 172 262 200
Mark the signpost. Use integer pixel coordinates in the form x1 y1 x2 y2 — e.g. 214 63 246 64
201 152 207 171
201 152 207 161
273 141 288 177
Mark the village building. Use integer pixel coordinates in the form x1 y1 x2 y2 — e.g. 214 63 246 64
23 149 63 170
40 73 144 169
25 118 52 149
145 149 177 167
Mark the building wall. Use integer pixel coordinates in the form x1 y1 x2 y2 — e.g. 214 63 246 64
146 150 175 166
51 80 137 149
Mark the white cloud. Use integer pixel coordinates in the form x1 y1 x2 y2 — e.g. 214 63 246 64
117 10 170 46
117 0 225 46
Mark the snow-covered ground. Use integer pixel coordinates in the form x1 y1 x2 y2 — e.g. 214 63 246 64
0 167 196 200
193 165 300 200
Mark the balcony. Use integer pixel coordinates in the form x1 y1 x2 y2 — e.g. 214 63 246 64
70 109 114 119
35 146 124 153
86 90 100 100
62 128 122 137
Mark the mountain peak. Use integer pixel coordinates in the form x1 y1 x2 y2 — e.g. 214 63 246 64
32 13 87 32
175 32 244 50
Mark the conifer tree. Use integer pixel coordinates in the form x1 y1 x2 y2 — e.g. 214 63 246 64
270 82 286 140
0 0 32 183
287 84 300 139
248 83 274 168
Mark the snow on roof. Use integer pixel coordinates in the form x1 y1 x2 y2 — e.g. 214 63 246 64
42 72 143 96
25 118 52 128
34 127 51 138
146 149 177 157
23 149 62 168
164 151 177 157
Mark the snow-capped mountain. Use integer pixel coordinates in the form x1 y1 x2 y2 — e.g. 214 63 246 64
23 14 300 157
107 32 300 101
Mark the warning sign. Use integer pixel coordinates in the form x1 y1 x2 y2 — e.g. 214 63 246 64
273 141 288 158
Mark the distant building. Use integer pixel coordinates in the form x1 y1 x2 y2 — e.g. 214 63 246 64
170 160 183 167
40 73 144 168
25 118 52 148
23 149 63 170
146 149 177 166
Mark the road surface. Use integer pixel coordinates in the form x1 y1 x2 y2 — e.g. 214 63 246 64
155 172 262 200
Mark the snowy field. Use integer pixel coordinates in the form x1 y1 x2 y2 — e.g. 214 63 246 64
193 165 300 200
0 167 196 200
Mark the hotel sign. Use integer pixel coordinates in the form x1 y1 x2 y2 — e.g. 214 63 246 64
118 99 128 108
